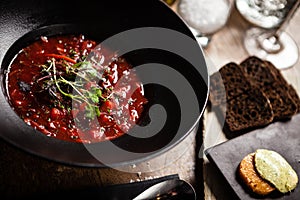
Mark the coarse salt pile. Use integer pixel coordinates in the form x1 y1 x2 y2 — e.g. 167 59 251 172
178 0 230 34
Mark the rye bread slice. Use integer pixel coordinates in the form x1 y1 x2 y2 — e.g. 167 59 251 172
209 62 274 134
240 56 297 120
265 60 300 112
286 84 300 112
262 83 298 119
224 88 274 132
240 57 277 88
264 61 288 85
209 62 251 106
219 62 252 99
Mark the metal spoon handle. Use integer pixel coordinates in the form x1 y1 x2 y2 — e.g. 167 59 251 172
132 179 196 200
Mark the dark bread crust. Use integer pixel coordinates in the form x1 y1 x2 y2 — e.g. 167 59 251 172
240 56 297 120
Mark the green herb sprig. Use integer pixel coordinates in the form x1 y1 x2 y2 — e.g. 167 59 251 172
39 56 107 120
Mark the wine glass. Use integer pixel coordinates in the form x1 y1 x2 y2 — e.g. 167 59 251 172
177 0 232 48
236 0 300 69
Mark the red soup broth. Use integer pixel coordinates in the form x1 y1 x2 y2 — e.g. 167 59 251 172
6 34 148 143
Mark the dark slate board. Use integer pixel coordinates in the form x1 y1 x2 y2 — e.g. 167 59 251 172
205 114 300 200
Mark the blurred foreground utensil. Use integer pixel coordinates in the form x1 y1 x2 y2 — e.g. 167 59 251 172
132 179 196 200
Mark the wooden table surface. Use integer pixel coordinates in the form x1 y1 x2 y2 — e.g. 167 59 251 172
1 1 300 200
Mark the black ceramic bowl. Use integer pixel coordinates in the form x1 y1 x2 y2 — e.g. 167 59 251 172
0 0 208 167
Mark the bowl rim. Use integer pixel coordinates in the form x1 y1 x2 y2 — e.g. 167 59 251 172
0 0 209 168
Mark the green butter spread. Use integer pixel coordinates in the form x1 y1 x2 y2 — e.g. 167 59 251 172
254 149 298 193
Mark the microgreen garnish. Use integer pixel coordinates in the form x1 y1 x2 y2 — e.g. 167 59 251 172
38 55 107 120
